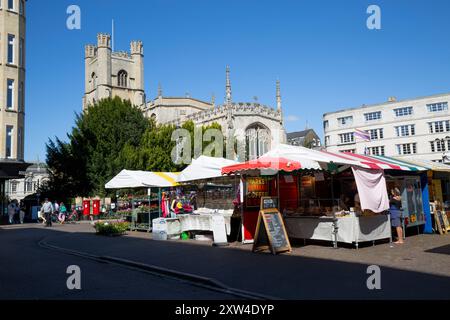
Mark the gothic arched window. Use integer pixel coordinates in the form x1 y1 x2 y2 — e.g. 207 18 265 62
118 70 128 87
91 72 97 90
245 123 271 160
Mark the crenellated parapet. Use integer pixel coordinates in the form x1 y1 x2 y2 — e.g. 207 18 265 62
112 51 131 59
131 41 144 55
97 33 111 48
171 102 282 125
85 44 97 59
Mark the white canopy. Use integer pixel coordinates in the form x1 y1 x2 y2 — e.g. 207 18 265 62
105 169 180 189
177 155 238 182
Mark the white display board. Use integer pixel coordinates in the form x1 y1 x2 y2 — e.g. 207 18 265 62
211 214 228 245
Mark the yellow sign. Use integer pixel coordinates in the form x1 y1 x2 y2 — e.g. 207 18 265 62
410 214 417 223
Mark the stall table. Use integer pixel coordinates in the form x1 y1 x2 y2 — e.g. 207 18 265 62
284 212 392 248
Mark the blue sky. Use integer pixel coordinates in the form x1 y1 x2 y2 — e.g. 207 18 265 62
25 0 450 161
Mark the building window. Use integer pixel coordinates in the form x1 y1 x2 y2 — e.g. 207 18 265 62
6 126 13 158
368 128 384 140
430 139 450 153
368 146 385 156
323 120 329 130
117 70 128 87
91 72 97 90
19 38 24 67
26 179 33 193
338 132 354 144
246 124 271 160
427 102 448 113
428 120 450 133
7 79 14 110
324 136 330 146
337 116 353 126
394 106 413 117
364 111 382 122
11 182 17 194
8 34 15 64
8 0 14 10
395 124 415 137
396 143 417 155
340 149 356 153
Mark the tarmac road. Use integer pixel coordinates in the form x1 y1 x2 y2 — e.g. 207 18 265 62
0 225 238 300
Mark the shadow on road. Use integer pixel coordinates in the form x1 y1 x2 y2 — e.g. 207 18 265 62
1 225 450 299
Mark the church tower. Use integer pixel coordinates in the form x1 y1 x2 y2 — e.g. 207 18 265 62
83 33 146 110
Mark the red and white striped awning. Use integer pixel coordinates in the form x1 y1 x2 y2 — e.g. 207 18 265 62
320 151 427 171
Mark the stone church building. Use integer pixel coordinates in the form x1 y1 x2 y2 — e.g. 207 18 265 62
83 34 286 160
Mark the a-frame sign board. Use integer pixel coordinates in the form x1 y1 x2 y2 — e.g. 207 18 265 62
435 210 450 234
252 197 292 255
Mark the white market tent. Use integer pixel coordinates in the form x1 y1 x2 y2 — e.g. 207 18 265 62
177 155 238 183
105 169 180 189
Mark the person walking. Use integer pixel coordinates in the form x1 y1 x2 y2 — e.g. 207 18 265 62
58 202 67 224
8 201 17 224
42 198 54 227
19 201 25 224
389 188 404 244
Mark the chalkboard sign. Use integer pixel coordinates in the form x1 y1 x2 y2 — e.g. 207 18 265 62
435 211 449 234
252 209 291 254
261 197 278 210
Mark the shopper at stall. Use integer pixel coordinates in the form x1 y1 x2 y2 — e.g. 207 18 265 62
161 192 170 218
58 202 67 224
389 188 404 244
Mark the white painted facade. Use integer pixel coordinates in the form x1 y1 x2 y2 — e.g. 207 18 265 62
7 162 49 201
323 92 450 162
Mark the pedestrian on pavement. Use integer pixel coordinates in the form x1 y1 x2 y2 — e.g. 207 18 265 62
39 202 46 225
42 198 54 227
8 201 17 224
58 202 67 224
19 201 25 224
389 187 404 244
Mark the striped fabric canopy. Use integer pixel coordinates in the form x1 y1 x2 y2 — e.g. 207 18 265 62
323 151 428 171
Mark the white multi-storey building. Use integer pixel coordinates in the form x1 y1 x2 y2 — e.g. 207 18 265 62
323 93 450 162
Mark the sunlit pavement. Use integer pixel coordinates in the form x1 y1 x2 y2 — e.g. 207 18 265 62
1 222 450 299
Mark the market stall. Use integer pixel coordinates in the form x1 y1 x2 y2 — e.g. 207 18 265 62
393 157 450 233
222 144 427 248
171 156 239 244
105 169 180 231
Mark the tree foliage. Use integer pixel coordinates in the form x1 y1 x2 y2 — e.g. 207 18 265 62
46 97 149 197
45 97 224 198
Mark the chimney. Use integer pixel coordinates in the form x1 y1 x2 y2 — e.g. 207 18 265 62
388 96 397 102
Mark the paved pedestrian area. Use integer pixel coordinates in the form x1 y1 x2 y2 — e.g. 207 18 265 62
2 222 450 299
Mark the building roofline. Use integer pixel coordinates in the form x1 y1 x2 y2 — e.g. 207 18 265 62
323 91 450 118
147 96 212 106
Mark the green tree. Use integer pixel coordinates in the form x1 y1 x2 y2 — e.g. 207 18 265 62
46 97 150 197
